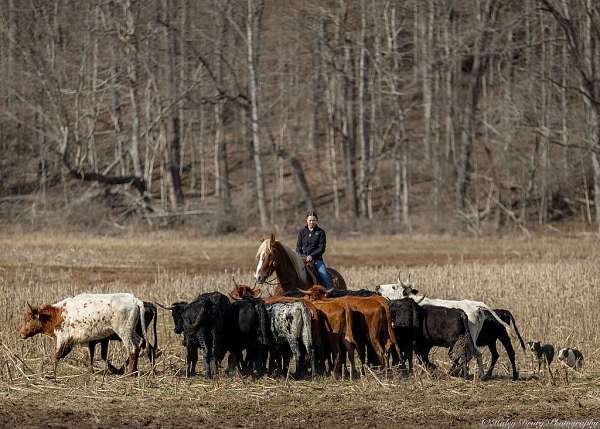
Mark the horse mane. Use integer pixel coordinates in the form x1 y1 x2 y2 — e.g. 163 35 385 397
270 240 308 290
276 241 307 284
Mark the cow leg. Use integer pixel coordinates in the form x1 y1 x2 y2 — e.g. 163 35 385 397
366 320 386 369
282 348 292 378
344 340 357 379
404 343 414 375
497 331 518 381
466 324 485 379
186 344 198 377
226 349 239 376
203 346 213 379
485 342 500 380
129 350 140 375
415 344 435 371
286 336 302 379
99 339 122 375
88 342 96 373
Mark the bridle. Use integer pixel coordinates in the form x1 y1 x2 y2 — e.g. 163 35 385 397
257 250 280 286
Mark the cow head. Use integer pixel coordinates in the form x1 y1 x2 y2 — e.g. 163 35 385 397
229 276 261 300
167 302 189 335
299 285 332 301
19 303 62 339
255 234 277 283
375 273 419 300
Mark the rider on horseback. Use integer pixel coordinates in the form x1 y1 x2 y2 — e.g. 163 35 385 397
295 210 332 289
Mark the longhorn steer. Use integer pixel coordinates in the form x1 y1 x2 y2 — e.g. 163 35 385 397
19 293 147 375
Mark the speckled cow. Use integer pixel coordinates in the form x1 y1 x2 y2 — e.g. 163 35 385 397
19 293 147 375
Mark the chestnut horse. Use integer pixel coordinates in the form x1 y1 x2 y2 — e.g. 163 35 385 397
254 234 347 294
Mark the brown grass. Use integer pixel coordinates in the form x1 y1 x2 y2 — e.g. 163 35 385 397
0 231 599 428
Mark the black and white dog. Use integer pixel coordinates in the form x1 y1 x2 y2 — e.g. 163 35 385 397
558 348 584 382
527 341 555 379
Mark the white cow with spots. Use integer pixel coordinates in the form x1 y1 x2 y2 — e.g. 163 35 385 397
376 275 510 379
19 293 147 375
265 301 315 378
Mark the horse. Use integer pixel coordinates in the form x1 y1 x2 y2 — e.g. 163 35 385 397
254 234 347 294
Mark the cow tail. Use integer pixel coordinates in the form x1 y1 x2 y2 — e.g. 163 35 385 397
256 302 270 346
343 305 355 346
381 301 400 355
150 305 158 362
300 303 313 353
138 300 148 349
461 312 477 355
508 311 526 351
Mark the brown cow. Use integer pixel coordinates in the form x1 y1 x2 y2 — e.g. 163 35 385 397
267 293 357 378
303 286 400 371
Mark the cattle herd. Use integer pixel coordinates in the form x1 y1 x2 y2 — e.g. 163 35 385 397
18 275 586 383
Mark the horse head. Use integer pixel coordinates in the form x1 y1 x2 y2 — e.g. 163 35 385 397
254 234 277 283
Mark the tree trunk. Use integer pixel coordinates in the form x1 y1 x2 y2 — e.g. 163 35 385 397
357 0 370 218
342 37 358 218
455 0 500 212
163 0 184 210
122 0 143 179
247 0 268 227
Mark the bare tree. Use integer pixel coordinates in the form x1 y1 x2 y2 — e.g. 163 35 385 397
455 0 502 213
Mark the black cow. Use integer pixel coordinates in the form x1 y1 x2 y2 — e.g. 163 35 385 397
389 299 476 379
227 297 270 377
168 292 231 378
88 301 158 374
389 298 421 374
476 308 525 380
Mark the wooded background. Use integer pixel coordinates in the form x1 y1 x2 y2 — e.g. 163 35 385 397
2 0 600 234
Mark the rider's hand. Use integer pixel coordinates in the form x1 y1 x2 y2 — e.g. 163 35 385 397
306 255 313 262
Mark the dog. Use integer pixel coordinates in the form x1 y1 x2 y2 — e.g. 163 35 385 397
558 348 584 382
527 341 555 380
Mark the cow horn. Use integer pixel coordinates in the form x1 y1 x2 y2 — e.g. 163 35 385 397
155 302 173 311
325 287 335 294
298 289 311 295
26 302 34 312
232 275 239 287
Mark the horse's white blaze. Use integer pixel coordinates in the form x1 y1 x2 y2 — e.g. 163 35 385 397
255 252 265 279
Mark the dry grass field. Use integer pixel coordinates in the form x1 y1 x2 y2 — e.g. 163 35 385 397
1 231 600 428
